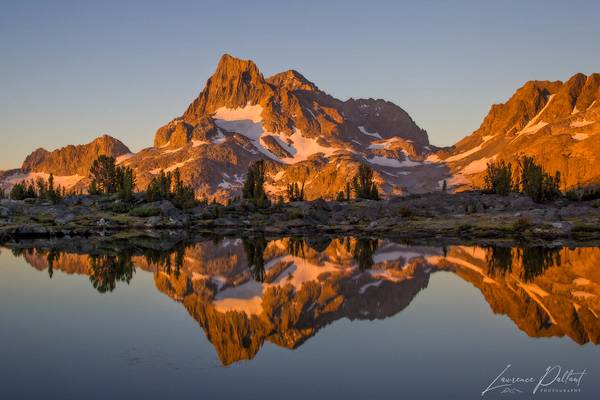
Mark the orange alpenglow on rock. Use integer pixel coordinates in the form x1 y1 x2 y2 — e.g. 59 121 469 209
1 55 599 199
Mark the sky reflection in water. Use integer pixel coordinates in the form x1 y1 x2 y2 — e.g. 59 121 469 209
1 238 599 399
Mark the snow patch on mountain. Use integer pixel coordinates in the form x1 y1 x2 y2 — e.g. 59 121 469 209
213 103 263 123
150 157 196 174
212 129 227 144
570 119 594 128
213 104 280 161
358 126 382 139
192 139 210 147
277 129 339 163
572 133 590 141
520 121 548 134
461 155 497 175
115 153 135 164
367 151 422 168
213 104 342 165
367 156 405 168
517 94 555 136
446 134 494 162
368 137 402 150
1 172 84 190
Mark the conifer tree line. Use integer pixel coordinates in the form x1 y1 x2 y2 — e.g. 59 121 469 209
6 153 573 206
287 181 305 202
242 160 380 205
483 155 561 202
7 155 197 209
145 168 197 209
88 155 196 208
336 164 379 201
6 155 381 205
9 173 66 203
88 155 137 201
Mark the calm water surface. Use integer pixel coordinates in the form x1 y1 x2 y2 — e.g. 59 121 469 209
1 238 599 399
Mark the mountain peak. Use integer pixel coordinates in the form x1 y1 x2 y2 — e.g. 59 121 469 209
21 135 130 176
267 69 318 92
214 54 262 79
182 54 272 122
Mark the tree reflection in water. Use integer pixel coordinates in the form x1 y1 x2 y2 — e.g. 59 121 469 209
486 245 562 281
143 243 187 278
485 246 513 277
6 237 600 357
287 237 306 259
89 253 135 293
6 239 568 295
352 238 379 270
243 237 268 282
518 246 561 282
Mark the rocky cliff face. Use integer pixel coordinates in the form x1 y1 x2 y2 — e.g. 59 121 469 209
436 73 600 190
2 56 599 198
21 135 131 176
123 54 437 201
0 135 131 193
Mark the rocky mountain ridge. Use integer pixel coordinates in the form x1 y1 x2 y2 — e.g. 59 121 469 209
0 135 131 193
1 55 599 199
437 72 600 190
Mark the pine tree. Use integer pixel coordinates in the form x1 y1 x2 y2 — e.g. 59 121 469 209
146 170 172 201
352 164 380 200
242 160 269 207
483 160 513 195
45 173 61 203
171 169 196 209
10 182 27 200
25 181 36 198
36 177 47 198
88 179 99 195
89 155 117 194
116 166 136 201
287 181 305 202
145 168 195 209
516 156 560 203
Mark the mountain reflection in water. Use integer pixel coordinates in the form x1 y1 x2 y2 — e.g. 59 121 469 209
5 238 600 365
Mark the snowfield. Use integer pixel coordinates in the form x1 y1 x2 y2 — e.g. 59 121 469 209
213 103 341 164
358 126 382 139
1 172 84 190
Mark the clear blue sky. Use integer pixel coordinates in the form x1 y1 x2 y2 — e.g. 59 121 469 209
1 0 599 169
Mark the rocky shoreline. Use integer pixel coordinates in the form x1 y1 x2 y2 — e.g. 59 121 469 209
1 191 600 246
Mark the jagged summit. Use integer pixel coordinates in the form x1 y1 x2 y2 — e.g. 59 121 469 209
138 54 434 201
182 54 273 123
439 72 600 189
5 55 598 199
266 69 319 92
